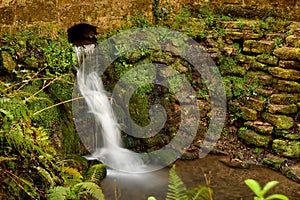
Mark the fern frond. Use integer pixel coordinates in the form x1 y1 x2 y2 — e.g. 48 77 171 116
46 186 72 200
85 164 107 184
72 181 105 200
188 184 213 200
62 167 83 187
36 166 55 187
166 165 189 200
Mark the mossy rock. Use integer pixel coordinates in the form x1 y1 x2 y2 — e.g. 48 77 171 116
262 113 294 130
268 103 298 114
272 139 300 158
238 127 271 147
273 47 300 61
240 106 258 121
262 154 287 170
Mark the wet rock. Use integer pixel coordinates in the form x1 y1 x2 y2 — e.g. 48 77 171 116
262 113 294 130
244 121 273 135
272 139 300 158
282 164 300 183
268 103 298 114
219 157 250 169
1 51 15 72
262 154 287 170
245 97 267 111
279 60 300 70
256 54 278 65
238 128 271 147
286 35 300 47
275 80 300 93
240 107 258 121
270 93 297 105
268 67 300 81
243 40 275 54
273 47 300 61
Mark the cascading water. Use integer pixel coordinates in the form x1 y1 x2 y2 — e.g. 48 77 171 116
74 44 145 172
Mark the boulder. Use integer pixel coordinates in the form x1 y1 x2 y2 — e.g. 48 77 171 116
262 113 294 130
268 67 300 81
273 47 300 61
238 128 271 147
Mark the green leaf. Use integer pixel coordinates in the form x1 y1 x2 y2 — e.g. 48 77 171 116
148 196 157 200
72 181 105 200
265 194 289 200
244 179 261 197
261 181 279 196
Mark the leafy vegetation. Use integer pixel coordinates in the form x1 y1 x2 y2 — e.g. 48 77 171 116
244 179 289 200
148 165 213 200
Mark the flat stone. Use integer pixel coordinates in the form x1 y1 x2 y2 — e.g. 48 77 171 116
276 80 300 93
266 33 287 40
262 154 287 170
251 61 268 71
274 130 300 140
286 35 300 47
256 54 278 65
238 128 271 147
272 139 300 158
279 60 300 70
262 113 294 130
268 103 298 114
283 164 300 183
243 40 275 54
244 121 273 135
240 106 258 121
256 88 274 97
245 97 267 111
257 73 273 86
273 47 300 61
268 67 300 81
270 93 297 104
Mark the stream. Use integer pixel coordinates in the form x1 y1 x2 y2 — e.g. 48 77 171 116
101 154 300 200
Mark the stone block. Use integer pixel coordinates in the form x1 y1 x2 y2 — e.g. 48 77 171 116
276 80 300 93
272 139 300 158
274 130 300 140
238 128 271 147
256 54 278 65
273 47 300 61
256 88 274 97
245 97 267 111
240 106 258 121
268 67 300 81
244 121 273 135
279 60 300 70
268 103 298 114
262 113 294 129
243 40 275 54
251 61 268 71
270 93 297 104
286 35 300 47
257 73 274 86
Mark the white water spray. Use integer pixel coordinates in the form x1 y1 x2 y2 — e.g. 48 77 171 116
74 45 145 172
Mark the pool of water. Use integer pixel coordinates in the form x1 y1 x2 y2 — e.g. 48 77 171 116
101 154 300 200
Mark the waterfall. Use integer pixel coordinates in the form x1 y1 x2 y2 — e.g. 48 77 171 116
74 44 145 172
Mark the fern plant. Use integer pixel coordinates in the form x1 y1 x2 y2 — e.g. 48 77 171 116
85 164 107 184
148 165 213 200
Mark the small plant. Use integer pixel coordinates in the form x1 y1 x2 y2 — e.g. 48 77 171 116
244 179 289 200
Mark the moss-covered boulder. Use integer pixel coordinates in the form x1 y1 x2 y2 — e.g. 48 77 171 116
262 154 287 170
286 35 300 47
279 60 300 70
270 93 297 104
274 130 300 140
238 128 271 147
256 54 278 65
272 139 300 158
275 80 300 93
268 103 298 114
240 106 258 121
244 121 273 135
243 40 274 54
273 47 300 61
268 67 300 81
262 113 294 130
245 97 266 111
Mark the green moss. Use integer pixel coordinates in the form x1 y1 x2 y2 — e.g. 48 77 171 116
272 139 300 158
